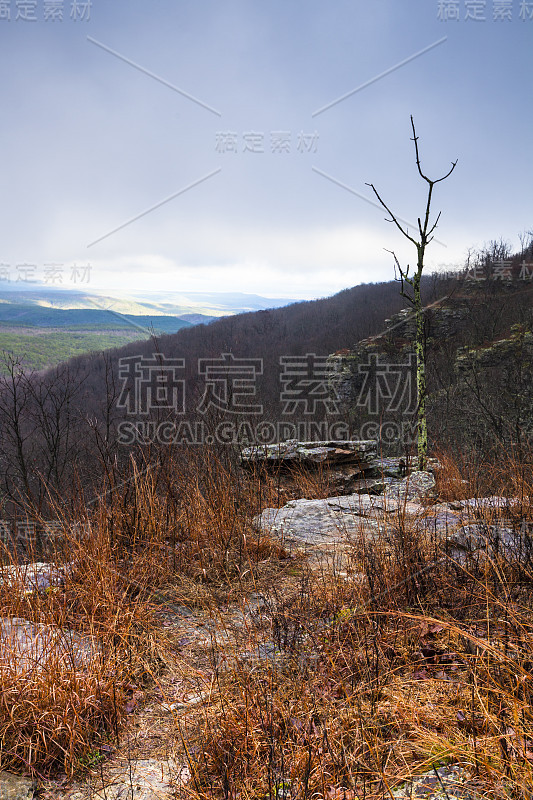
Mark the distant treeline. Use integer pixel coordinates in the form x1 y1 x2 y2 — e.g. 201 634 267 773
0 304 191 333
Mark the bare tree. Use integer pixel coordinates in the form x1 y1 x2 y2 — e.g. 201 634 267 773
0 355 86 514
518 230 533 261
366 115 457 470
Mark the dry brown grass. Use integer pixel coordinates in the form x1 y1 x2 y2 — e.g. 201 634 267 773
433 449 476 502
185 450 533 799
0 448 285 778
0 510 158 777
0 651 122 777
2 444 533 798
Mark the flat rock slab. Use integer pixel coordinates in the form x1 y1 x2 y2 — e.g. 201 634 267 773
255 492 475 547
0 617 98 671
255 494 395 545
69 759 190 800
0 773 34 800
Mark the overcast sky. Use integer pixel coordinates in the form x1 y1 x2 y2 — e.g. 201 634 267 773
0 0 531 301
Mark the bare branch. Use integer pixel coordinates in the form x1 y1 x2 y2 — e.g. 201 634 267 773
385 249 415 304
365 182 419 247
427 210 442 238
410 115 458 186
434 159 458 184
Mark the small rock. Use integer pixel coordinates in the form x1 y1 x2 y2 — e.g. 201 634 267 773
390 763 484 798
445 523 528 564
160 691 207 711
387 470 436 501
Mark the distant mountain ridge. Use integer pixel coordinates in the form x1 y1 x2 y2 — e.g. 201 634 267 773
0 288 297 320
0 286 299 372
125 290 298 315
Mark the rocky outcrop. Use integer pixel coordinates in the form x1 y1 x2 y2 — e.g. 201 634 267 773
241 439 378 469
254 471 439 547
242 442 440 495
330 301 472 410
332 293 533 453
455 325 533 373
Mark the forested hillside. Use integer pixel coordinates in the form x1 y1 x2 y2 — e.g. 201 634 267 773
72 276 446 414
1 255 533 513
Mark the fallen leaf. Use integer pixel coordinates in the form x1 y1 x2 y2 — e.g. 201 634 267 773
125 690 144 714
429 623 445 634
